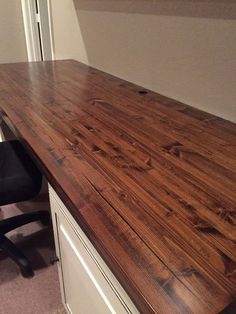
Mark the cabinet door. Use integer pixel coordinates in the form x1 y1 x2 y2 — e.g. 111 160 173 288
58 215 118 314
49 190 137 314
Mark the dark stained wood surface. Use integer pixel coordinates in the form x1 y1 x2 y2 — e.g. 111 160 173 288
0 60 236 313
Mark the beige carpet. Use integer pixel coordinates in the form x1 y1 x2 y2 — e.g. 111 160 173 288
0 194 65 314
48 309 67 314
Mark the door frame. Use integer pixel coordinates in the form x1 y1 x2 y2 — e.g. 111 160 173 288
21 0 54 62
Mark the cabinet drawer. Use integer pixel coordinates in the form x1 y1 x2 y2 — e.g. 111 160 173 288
49 186 138 314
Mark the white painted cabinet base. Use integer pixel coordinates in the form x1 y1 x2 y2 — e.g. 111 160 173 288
49 185 138 314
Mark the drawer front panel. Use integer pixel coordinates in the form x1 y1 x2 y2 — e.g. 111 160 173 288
49 186 138 314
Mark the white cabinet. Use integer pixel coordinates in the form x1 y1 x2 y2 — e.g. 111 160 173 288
49 185 138 314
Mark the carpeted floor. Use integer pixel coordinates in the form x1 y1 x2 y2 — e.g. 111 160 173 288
0 193 66 314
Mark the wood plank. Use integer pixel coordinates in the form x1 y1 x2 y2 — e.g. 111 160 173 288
0 60 236 313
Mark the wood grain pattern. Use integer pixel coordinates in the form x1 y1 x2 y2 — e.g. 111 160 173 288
0 60 235 313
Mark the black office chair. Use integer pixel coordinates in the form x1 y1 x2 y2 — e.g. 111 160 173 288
0 140 50 277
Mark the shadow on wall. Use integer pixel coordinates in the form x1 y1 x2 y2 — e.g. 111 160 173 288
55 0 236 122
74 0 236 20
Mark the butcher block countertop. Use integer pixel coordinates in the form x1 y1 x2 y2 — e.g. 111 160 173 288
0 60 236 313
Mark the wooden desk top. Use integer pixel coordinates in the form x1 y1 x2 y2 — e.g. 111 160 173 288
0 60 236 313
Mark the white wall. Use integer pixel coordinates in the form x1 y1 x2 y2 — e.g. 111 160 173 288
0 0 27 64
50 0 236 122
